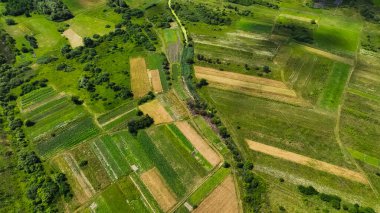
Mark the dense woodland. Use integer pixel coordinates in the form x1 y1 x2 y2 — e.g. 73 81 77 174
2 0 73 21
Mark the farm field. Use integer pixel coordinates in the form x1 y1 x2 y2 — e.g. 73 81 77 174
1 0 380 212
130 57 151 98
139 99 174 124
193 175 239 213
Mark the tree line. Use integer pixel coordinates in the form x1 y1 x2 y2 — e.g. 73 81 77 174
2 0 73 21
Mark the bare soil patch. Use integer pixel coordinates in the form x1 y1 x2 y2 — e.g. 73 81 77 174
140 167 177 211
175 121 220 167
194 175 239 213
149 69 163 93
139 99 173 124
246 139 368 184
130 57 151 98
62 29 83 48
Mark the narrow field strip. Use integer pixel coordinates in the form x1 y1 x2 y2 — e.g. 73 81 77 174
92 141 119 181
175 121 221 167
139 99 173 124
246 139 368 184
193 175 239 213
194 66 295 96
194 66 288 89
195 66 310 106
297 44 354 66
130 57 151 98
149 69 163 93
140 167 177 212
100 108 135 127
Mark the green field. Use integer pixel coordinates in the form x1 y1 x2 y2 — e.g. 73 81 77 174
82 176 150 213
36 116 100 156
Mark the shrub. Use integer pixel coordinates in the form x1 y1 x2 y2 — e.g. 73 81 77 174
25 120 35 127
71 96 84 105
79 160 88 168
298 185 319 196
5 18 17 25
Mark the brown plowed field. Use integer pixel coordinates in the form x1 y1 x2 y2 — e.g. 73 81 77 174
175 121 220 167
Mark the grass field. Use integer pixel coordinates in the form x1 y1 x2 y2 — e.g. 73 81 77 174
201 87 351 168
81 176 150 212
91 135 132 181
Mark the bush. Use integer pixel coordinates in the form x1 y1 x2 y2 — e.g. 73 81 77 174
25 120 35 127
127 115 154 135
5 18 17 25
79 160 88 168
71 96 84 105
298 185 319 196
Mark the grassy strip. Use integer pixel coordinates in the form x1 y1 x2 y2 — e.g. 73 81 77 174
192 116 228 154
98 135 132 177
319 62 351 110
113 131 154 172
166 123 213 170
97 100 137 124
102 108 138 131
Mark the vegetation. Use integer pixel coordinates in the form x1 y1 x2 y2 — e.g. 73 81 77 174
4 0 73 21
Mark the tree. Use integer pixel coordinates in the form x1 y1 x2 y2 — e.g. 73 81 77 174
5 18 17 25
71 96 84 105
25 119 35 127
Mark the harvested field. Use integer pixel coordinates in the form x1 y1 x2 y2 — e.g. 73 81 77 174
130 57 151 98
140 167 177 212
194 175 239 213
279 14 314 23
62 29 83 48
149 69 163 93
139 99 173 124
195 66 309 106
175 121 220 167
246 140 368 184
299 44 354 66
